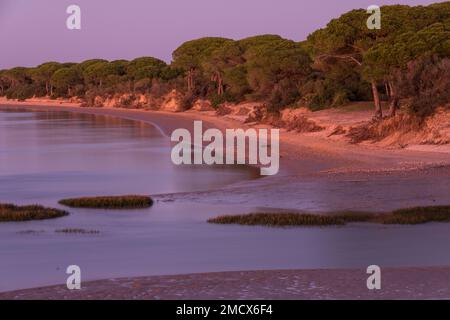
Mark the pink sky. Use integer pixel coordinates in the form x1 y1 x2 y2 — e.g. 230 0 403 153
0 0 443 69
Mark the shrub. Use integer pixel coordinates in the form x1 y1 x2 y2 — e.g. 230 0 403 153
283 115 325 133
208 92 235 109
395 55 450 117
179 92 196 110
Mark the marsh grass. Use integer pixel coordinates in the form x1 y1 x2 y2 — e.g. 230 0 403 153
381 206 450 225
208 213 347 227
16 230 45 234
55 228 100 234
58 195 153 209
0 203 68 222
208 206 450 227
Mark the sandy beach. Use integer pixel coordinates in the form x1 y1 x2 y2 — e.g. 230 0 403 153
1 99 449 299
1 98 449 176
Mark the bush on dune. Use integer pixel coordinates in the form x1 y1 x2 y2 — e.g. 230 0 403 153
346 114 423 144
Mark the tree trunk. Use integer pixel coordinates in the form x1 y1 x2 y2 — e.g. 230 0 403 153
187 68 194 92
385 82 390 99
217 73 224 96
45 82 49 96
388 81 399 117
371 80 382 120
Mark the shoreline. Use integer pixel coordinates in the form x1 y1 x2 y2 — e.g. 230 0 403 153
1 100 449 210
1 98 449 177
1 99 450 298
2 266 450 299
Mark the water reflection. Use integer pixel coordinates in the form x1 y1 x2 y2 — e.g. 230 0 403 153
0 109 258 202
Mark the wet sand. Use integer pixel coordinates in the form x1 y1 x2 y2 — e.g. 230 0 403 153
2 267 450 300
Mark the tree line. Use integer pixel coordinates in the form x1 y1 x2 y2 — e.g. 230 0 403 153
1 2 448 118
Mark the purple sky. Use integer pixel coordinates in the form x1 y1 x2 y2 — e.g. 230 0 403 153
0 0 443 69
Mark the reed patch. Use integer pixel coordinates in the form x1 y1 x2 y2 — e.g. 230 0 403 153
58 195 153 209
208 206 450 227
0 203 68 222
55 228 100 234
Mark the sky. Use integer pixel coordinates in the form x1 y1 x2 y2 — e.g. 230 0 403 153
0 0 444 69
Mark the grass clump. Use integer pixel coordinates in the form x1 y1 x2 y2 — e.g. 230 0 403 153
208 213 347 227
346 114 423 144
55 228 100 234
16 230 45 234
0 203 68 222
208 206 450 227
331 211 376 223
381 206 450 225
58 195 153 209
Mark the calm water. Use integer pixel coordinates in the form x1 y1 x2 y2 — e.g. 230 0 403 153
0 109 257 202
1 108 450 292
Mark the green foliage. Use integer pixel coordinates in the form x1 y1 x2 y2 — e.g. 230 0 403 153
76 59 108 72
300 66 370 111
396 55 450 117
0 2 446 117
172 37 233 71
238 34 284 51
172 37 233 96
0 70 7 94
2 67 35 99
223 65 251 101
159 66 183 82
50 67 83 96
109 60 129 76
83 62 112 86
245 39 312 109
208 92 236 108
13 84 38 101
127 56 167 81
305 3 449 116
3 67 32 87
31 62 63 96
